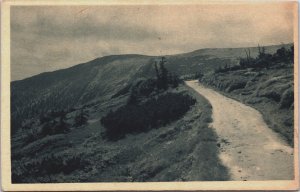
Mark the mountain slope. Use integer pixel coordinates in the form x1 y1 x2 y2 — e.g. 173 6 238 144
11 44 292 133
11 55 154 133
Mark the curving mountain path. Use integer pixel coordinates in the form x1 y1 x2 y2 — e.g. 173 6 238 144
186 80 294 180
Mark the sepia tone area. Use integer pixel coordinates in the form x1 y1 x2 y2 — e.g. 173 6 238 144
8 2 296 184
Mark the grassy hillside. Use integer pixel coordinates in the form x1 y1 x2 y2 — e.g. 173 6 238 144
11 55 154 134
11 84 229 182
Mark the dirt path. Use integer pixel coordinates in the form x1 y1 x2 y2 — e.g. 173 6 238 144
186 80 294 180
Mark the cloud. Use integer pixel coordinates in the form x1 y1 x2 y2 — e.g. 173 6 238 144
29 14 160 41
10 3 295 80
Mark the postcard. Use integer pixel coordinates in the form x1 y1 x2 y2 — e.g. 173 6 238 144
1 0 299 191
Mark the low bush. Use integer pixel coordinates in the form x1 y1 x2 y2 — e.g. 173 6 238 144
215 64 241 73
258 89 281 102
74 109 88 127
12 153 88 183
39 154 87 175
41 118 70 137
226 81 247 92
128 76 181 104
24 127 40 144
22 114 70 144
101 93 196 140
19 135 68 158
132 79 157 96
280 88 294 109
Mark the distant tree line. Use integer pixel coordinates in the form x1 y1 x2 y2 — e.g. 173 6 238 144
239 45 294 69
214 45 294 73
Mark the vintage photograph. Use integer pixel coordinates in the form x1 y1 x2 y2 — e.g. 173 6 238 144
1 0 298 191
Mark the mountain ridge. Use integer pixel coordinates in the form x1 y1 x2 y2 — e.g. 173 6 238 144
11 43 293 133
12 43 292 82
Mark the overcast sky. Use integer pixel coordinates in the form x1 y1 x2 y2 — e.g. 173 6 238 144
11 3 295 81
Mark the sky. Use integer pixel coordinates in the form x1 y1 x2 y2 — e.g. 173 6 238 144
11 3 295 81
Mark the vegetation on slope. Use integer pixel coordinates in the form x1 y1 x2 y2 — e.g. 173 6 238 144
10 55 153 134
102 92 196 140
12 84 228 183
101 57 194 140
11 57 228 182
198 45 294 146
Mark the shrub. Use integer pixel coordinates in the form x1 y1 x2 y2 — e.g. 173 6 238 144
12 153 89 182
24 127 40 144
226 81 247 92
41 116 70 137
132 79 157 97
274 47 289 63
288 45 294 63
49 110 67 119
255 53 273 68
39 113 52 124
280 88 294 109
215 65 241 73
127 75 181 104
239 57 257 69
259 90 281 102
41 120 57 137
101 93 196 140
127 78 157 104
195 72 204 80
74 109 88 127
